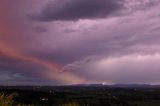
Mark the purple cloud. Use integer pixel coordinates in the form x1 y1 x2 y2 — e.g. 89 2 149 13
29 0 125 21
1 0 160 85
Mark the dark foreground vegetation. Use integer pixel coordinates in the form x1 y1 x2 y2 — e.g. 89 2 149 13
1 85 160 106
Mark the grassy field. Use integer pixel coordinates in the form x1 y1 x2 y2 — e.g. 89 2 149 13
0 93 13 106
128 100 160 106
1 86 160 106
0 93 86 106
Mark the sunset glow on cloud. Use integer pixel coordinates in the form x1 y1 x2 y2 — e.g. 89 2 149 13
0 0 160 85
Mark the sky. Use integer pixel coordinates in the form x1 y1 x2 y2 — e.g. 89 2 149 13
0 0 160 85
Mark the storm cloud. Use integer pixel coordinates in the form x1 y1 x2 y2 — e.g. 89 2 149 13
30 0 125 21
1 0 160 85
64 54 160 84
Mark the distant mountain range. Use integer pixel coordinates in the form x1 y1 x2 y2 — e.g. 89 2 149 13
71 84 160 88
1 84 160 89
109 84 160 88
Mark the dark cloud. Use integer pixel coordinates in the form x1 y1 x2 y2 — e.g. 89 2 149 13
30 0 125 21
0 56 44 73
0 70 60 85
0 56 62 85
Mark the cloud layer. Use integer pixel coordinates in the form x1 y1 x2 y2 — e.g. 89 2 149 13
30 0 124 21
1 0 160 85
64 54 160 84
